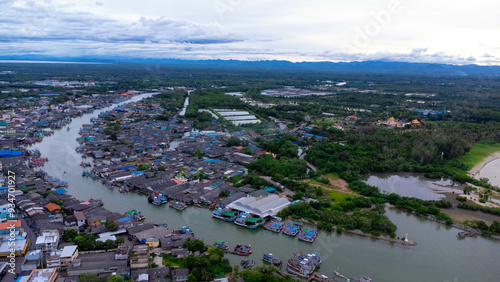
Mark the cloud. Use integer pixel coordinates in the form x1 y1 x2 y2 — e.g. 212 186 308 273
0 1 244 45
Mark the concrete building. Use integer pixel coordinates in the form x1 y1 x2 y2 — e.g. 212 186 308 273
35 230 60 253
60 245 78 267
67 252 129 278
227 194 291 218
26 268 58 282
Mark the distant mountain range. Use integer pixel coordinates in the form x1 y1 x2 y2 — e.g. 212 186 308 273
1 55 500 77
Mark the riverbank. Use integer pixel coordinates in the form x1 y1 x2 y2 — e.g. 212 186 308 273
466 147 500 178
290 217 417 246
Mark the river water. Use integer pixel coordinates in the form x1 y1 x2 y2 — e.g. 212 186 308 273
35 93 500 281
477 159 500 187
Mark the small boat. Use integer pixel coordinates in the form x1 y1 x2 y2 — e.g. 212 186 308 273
282 222 301 236
286 252 321 278
314 272 329 281
172 226 194 235
334 270 347 279
298 228 318 243
234 212 264 229
240 260 255 269
457 231 475 238
212 207 238 222
262 252 282 266
214 240 229 251
234 244 252 256
67 127 70 131
125 210 146 221
360 276 373 282
264 218 283 232
169 200 187 211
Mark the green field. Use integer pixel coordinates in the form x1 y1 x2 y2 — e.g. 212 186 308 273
458 142 500 170
325 190 353 203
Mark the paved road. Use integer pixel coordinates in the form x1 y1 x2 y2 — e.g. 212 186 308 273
0 214 38 281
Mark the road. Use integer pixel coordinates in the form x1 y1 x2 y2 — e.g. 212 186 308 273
0 214 38 281
299 152 317 172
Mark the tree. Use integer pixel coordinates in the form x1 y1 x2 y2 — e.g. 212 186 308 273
106 220 118 232
226 137 241 147
194 149 204 159
79 273 100 282
182 238 205 252
115 237 125 245
106 275 124 282
63 229 78 242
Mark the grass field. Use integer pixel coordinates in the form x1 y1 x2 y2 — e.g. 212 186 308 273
457 142 500 170
325 190 353 203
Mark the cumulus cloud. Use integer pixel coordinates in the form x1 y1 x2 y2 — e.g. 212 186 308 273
0 0 499 65
0 1 243 45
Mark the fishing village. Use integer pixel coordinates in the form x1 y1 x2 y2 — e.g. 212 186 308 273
0 90 375 281
1 67 500 282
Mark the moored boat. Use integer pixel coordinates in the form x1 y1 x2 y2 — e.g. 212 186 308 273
457 231 475 238
234 212 264 229
282 222 301 236
169 200 187 210
298 228 318 243
234 244 252 256
214 240 229 251
360 275 373 282
262 252 282 267
240 259 255 269
125 210 146 221
286 252 321 278
148 191 167 205
212 207 239 222
264 219 283 232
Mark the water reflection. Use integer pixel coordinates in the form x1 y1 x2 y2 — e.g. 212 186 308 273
365 173 464 200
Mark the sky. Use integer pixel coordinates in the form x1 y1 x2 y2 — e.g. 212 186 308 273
1 0 500 65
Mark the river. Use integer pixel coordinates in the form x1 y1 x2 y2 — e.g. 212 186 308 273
476 159 500 187
35 93 500 281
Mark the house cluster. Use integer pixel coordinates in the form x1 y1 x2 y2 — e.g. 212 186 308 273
1 152 196 281
378 117 421 128
0 93 141 148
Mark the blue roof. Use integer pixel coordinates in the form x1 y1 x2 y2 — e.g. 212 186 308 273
121 165 136 170
251 146 259 150
118 216 133 222
55 188 67 195
133 171 144 175
264 187 276 192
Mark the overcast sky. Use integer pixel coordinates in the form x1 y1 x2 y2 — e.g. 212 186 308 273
1 0 499 65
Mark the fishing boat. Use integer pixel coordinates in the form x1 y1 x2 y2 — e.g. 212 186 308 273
298 228 318 243
457 231 475 238
169 200 187 211
234 244 252 256
333 270 347 279
234 212 264 229
240 260 255 269
360 276 373 282
286 252 321 278
314 272 329 281
172 226 194 236
264 218 283 232
282 222 301 236
212 207 238 222
80 161 92 167
262 252 282 267
148 191 167 205
125 210 146 221
214 240 229 251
